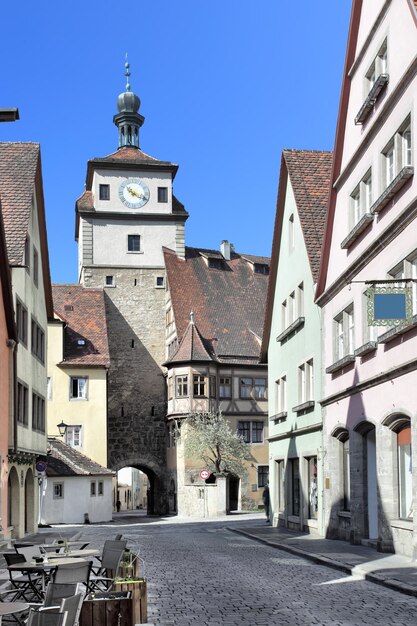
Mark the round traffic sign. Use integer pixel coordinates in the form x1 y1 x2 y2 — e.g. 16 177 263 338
36 461 47 472
200 469 211 480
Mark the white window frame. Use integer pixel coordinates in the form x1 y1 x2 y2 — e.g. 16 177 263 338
333 305 354 361
127 234 141 253
389 249 417 315
289 214 295 252
90 481 96 497
98 481 104 496
382 118 412 188
350 170 372 228
365 39 387 95
275 375 286 414
70 377 88 400
298 359 313 404
65 425 82 448
53 483 64 499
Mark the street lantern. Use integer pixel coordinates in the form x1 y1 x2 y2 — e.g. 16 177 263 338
57 421 68 437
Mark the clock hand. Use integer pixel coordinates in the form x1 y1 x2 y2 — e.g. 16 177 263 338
126 185 141 198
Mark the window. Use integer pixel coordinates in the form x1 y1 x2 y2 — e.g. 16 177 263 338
365 40 387 94
253 379 267 400
209 376 217 398
290 458 300 516
65 426 82 448
70 377 88 400
158 187 168 203
254 263 269 275
193 374 206 397
307 456 318 519
238 421 264 443
47 377 52 401
90 482 96 497
156 276 165 288
17 382 28 425
33 247 39 287
53 483 63 499
24 236 30 274
208 258 223 269
277 459 285 511
175 375 188 398
282 284 304 329
98 481 104 496
257 466 269 488
398 425 412 520
389 251 417 315
297 283 304 317
382 119 412 187
275 376 286 414
128 234 140 252
298 359 314 403
166 307 174 332
334 305 354 361
16 299 28 346
31 319 45 363
105 275 114 287
99 184 110 200
350 170 372 227
219 377 231 398
167 377 173 400
32 392 45 432
362 291 378 343
289 214 294 252
239 378 252 399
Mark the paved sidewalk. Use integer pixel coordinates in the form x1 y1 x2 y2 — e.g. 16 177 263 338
230 523 417 598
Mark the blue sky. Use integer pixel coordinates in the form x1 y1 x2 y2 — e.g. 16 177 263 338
1 1 351 284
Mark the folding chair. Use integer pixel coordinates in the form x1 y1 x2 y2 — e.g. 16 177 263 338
43 583 80 607
15 546 43 562
52 561 92 592
89 540 126 591
26 609 67 626
3 553 43 602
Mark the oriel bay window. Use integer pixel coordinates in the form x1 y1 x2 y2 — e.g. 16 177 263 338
193 374 206 397
239 377 268 399
176 375 188 397
219 377 231 398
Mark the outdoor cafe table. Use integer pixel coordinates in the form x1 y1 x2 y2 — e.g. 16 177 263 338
42 541 90 549
8 557 89 595
0 601 29 624
45 549 99 559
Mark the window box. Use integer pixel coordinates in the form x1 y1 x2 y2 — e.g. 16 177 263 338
325 354 355 374
292 400 315 413
276 316 305 343
341 213 374 249
269 411 287 422
370 166 414 214
354 341 377 357
354 74 389 125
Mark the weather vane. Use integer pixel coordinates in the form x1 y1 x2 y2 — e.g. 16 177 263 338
125 52 131 92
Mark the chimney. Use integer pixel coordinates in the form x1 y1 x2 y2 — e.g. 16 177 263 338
220 240 232 261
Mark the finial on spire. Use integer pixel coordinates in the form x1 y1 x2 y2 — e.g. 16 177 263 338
190 311 195 325
125 52 131 92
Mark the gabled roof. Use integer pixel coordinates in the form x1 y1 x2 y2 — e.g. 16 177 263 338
164 246 269 364
0 204 16 341
40 439 114 477
284 150 333 282
0 142 53 317
165 316 214 365
52 284 110 368
260 149 332 361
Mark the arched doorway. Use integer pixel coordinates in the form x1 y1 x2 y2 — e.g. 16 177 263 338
8 467 20 538
25 469 35 533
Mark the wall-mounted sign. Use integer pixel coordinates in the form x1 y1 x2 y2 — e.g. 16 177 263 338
200 469 211 480
366 284 413 326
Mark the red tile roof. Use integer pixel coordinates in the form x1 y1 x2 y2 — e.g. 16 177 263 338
52 284 110 368
283 150 333 282
0 143 40 265
40 439 114 477
166 317 214 364
164 246 269 362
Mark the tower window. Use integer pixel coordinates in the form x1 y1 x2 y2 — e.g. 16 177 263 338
158 187 168 203
99 184 110 201
156 276 165 288
105 275 114 287
128 234 141 252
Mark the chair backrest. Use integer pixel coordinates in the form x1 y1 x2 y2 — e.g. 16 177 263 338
101 540 127 571
27 609 68 626
4 552 26 566
16 545 42 561
59 592 84 626
53 561 92 585
44 582 80 607
114 534 123 541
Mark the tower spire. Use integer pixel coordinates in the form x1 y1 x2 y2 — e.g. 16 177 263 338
113 55 145 149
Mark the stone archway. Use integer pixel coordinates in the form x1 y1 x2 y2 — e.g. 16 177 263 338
112 457 168 516
8 467 20 538
24 468 35 534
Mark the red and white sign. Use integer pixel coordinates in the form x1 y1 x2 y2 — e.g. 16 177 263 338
200 469 211 480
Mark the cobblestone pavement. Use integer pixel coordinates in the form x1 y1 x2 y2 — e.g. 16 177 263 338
14 514 417 625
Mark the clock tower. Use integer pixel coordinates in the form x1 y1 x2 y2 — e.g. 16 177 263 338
75 61 188 513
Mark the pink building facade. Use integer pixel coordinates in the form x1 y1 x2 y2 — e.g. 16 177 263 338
317 0 417 556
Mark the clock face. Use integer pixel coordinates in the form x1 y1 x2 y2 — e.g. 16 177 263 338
119 178 150 209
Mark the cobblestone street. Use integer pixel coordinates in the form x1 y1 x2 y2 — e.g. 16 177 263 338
23 513 417 626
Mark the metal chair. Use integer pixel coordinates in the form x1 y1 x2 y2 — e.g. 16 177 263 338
15 545 43 562
52 561 92 590
3 553 43 601
43 583 80 607
89 540 126 591
58 593 84 626
26 609 67 626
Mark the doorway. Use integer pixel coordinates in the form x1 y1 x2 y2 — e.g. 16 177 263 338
228 475 239 512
